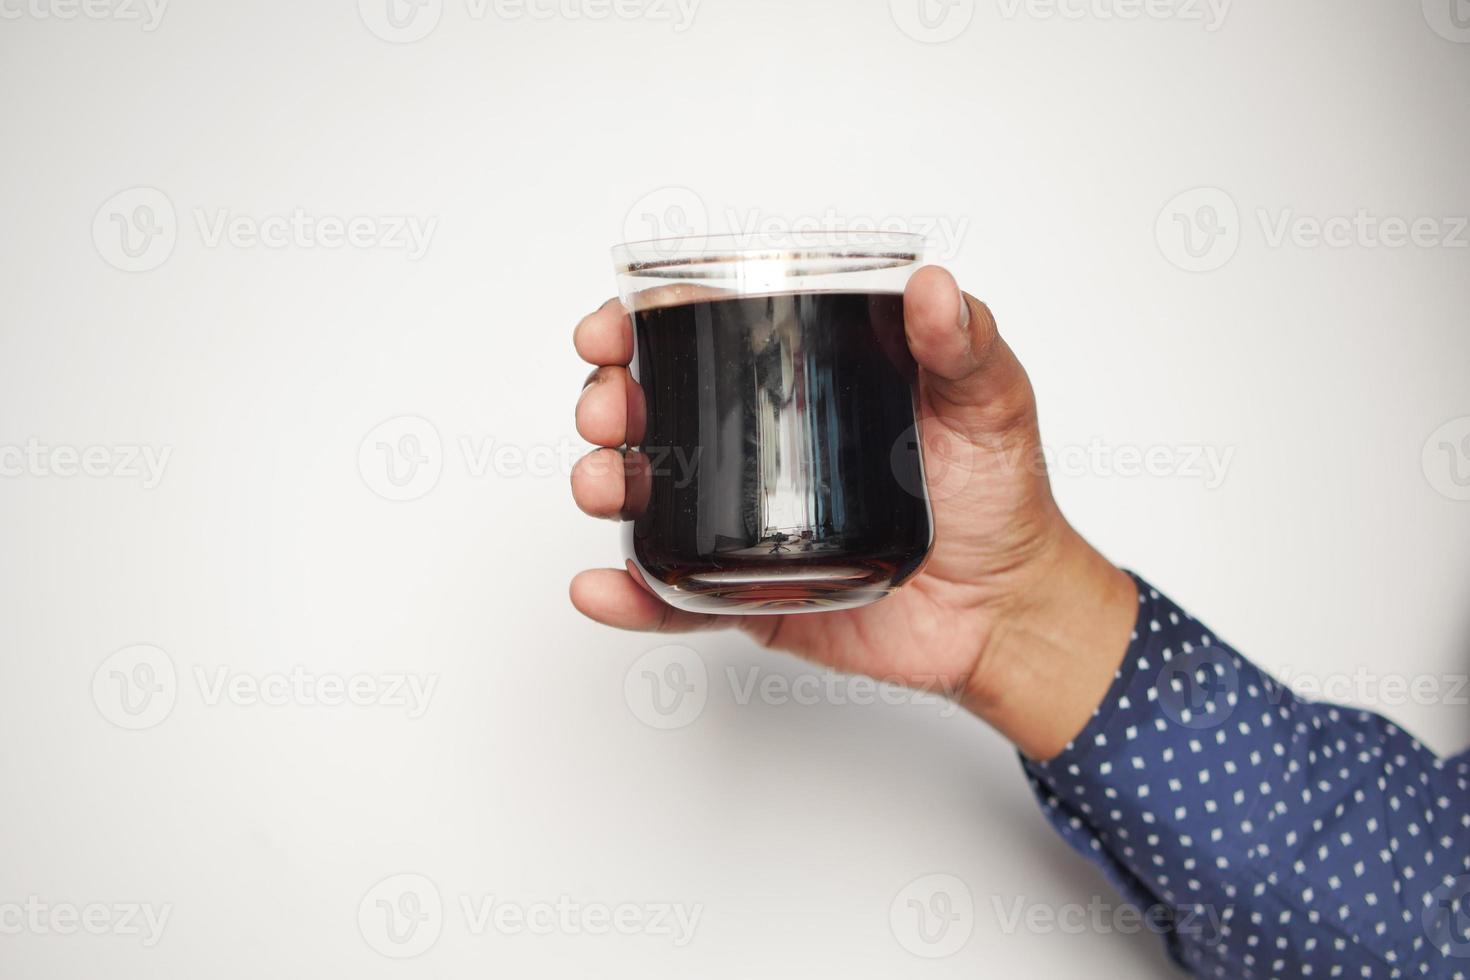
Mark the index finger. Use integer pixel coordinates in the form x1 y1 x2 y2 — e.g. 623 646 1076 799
573 298 633 367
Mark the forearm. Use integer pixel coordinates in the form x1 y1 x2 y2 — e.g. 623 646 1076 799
1018 573 1470 975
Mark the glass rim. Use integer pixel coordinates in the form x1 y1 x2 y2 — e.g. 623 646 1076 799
612 230 927 275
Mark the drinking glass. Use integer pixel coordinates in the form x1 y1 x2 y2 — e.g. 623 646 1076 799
610 230 934 615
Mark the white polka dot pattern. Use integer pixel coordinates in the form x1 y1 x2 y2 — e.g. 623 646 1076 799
1024 575 1470 978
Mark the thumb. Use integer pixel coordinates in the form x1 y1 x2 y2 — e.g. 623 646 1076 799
903 265 1034 436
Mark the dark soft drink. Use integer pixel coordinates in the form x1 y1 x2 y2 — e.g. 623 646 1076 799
626 291 934 613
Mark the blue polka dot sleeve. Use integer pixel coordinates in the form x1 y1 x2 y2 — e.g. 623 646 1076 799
1022 574 1470 978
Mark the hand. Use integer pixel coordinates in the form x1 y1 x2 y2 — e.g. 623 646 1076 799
569 267 1137 759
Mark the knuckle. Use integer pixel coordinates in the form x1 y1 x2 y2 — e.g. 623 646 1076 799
966 296 999 344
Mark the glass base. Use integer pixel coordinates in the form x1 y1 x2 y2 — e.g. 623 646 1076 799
638 560 914 616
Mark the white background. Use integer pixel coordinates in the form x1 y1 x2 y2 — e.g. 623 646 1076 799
1 0 1468 976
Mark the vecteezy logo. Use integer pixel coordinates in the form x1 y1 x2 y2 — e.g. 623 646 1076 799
93 187 177 272
1423 0 1470 42
890 0 976 43
1157 648 1238 730
1424 875 1470 958
623 644 708 730
358 0 442 42
92 645 178 730
622 187 708 258
358 416 444 502
892 420 976 503
1155 187 1240 272
889 873 974 958
358 873 443 958
1423 416 1470 502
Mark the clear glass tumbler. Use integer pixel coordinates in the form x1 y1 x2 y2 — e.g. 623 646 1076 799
611 231 935 615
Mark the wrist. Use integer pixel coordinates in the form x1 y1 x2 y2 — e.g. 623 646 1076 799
960 523 1138 760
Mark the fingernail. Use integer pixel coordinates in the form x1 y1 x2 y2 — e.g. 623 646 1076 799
957 288 971 332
